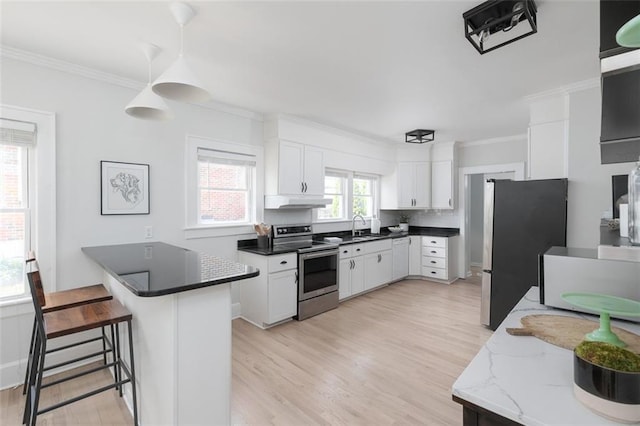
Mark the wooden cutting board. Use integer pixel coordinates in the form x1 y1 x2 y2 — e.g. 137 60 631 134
506 315 640 353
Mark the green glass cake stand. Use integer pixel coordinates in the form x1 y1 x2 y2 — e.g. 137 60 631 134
561 292 640 348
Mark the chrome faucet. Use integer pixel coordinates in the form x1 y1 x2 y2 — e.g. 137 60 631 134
352 214 366 237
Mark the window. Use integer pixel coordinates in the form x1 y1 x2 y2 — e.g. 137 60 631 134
317 170 347 221
353 174 377 218
314 170 379 223
0 120 35 301
197 148 256 225
185 135 262 237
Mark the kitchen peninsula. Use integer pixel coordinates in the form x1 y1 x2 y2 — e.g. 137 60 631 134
452 287 640 425
82 242 259 425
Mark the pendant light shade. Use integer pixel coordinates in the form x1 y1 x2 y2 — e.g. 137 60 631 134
125 43 173 121
616 14 640 48
152 54 210 103
125 84 174 120
152 2 210 103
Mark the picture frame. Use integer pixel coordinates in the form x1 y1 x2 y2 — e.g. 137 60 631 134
101 161 150 215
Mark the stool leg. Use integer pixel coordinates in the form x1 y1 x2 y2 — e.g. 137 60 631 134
127 320 138 426
22 318 37 395
102 326 108 365
26 333 46 426
115 324 122 397
110 324 119 391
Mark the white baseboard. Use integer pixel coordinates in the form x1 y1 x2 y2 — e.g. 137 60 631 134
0 340 103 390
231 302 241 319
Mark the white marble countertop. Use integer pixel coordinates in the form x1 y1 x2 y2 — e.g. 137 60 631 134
452 287 640 426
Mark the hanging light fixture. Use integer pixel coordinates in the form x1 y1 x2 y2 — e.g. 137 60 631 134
152 2 210 103
616 13 640 48
125 43 174 120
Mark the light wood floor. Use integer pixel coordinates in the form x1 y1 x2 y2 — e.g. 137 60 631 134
1 274 491 425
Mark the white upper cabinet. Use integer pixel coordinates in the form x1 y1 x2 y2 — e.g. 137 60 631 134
266 140 325 196
431 160 454 209
382 162 431 209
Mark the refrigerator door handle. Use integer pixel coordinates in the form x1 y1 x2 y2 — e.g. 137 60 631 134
481 271 492 326
482 180 495 271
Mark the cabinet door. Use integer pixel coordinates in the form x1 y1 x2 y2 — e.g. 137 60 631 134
278 141 304 195
600 0 640 58
364 251 392 290
302 146 325 195
397 163 415 208
339 258 352 300
267 269 298 324
351 256 365 296
528 122 566 180
414 162 432 208
431 160 453 209
409 236 422 276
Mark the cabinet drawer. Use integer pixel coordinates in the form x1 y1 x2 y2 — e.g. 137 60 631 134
422 267 448 280
422 236 447 248
422 256 446 269
268 253 297 272
339 246 353 259
422 247 446 258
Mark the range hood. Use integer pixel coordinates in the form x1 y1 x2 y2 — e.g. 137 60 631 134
264 195 332 209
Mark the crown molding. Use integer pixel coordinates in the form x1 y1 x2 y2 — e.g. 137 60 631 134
459 134 527 148
524 77 600 103
1 45 263 121
270 113 397 147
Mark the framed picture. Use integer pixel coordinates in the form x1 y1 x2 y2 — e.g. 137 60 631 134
101 161 150 215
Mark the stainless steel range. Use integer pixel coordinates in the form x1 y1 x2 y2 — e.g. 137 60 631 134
272 224 339 320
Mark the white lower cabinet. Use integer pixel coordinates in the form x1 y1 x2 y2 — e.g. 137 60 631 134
421 235 459 283
364 250 392 290
338 244 365 300
237 252 298 328
409 236 422 276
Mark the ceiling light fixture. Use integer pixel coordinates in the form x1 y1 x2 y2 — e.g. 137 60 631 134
616 13 640 48
463 0 537 55
125 43 174 121
405 129 435 144
152 2 210 103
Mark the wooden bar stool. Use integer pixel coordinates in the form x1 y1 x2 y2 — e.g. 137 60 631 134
22 253 112 395
23 262 138 426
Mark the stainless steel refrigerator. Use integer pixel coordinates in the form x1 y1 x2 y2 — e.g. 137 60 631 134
481 178 568 330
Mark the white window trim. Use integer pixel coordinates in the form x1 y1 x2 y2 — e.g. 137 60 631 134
315 169 348 222
352 172 380 219
184 134 263 239
0 105 56 308
313 169 380 223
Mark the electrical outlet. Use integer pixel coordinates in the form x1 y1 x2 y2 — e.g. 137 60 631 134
145 226 153 239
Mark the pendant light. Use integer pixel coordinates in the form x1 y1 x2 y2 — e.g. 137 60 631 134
616 14 640 48
152 2 210 103
125 43 174 120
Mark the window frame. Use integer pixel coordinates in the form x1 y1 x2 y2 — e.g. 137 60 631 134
185 135 263 239
315 169 348 222
313 169 380 224
0 105 56 307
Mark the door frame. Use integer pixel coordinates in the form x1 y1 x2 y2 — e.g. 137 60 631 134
457 162 525 279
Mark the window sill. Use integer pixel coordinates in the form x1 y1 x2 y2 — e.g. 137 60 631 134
0 297 33 319
184 224 255 240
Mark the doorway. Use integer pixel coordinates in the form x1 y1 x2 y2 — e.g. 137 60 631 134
457 163 525 279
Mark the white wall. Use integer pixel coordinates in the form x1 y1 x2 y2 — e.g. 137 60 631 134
0 55 263 388
468 174 485 265
565 86 635 248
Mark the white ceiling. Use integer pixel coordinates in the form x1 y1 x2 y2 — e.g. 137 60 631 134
1 1 600 144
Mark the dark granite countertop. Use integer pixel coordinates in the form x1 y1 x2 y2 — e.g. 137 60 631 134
237 226 460 255
83 242 259 297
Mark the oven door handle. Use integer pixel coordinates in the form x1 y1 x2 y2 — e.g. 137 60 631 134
299 249 340 260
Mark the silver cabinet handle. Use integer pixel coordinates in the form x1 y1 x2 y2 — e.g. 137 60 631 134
431 240 436 243
430 250 436 254
301 182 304 192
431 271 436 275
280 260 288 264
351 259 354 269
448 198 452 207
343 249 348 254
295 272 298 283
430 260 436 264
377 254 381 263
356 248 361 252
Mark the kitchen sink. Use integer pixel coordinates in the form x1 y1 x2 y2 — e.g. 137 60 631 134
351 236 379 241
